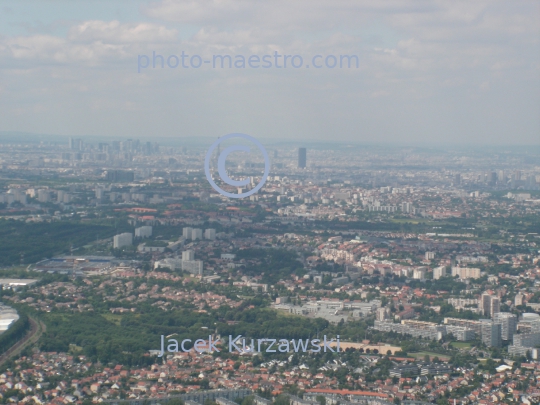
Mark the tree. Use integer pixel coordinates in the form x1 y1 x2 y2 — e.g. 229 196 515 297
241 396 255 405
274 395 291 405
316 395 326 405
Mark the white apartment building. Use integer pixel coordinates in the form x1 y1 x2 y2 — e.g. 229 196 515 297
204 228 216 240
433 266 447 279
451 266 481 279
135 226 152 238
113 233 133 249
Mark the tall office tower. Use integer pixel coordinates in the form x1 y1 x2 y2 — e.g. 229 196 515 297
298 147 307 168
182 250 195 261
182 227 193 240
454 173 461 185
527 175 537 189
493 312 518 340
491 297 501 317
488 171 497 185
481 321 502 348
69 138 83 151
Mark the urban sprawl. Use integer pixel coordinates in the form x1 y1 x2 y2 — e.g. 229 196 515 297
0 138 539 405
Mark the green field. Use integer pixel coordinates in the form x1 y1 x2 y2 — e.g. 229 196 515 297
450 342 472 349
409 351 451 361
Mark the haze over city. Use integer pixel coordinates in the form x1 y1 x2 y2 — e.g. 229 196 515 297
0 0 539 145
0 2 540 405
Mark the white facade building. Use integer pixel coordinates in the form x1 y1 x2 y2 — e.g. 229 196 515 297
113 233 133 249
204 228 216 240
135 226 152 238
192 228 203 240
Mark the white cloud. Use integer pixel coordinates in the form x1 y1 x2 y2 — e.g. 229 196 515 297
0 1 538 144
67 20 178 43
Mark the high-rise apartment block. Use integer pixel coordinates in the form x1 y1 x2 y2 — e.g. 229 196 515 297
182 250 195 261
135 226 152 238
481 321 502 348
480 293 501 317
183 227 192 239
113 233 133 249
37 189 51 203
433 266 446 280
451 267 481 279
401 202 412 213
180 250 203 275
191 228 203 240
204 228 216 240
493 312 517 341
491 297 501 317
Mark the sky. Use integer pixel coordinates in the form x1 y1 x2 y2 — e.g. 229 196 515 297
0 0 539 145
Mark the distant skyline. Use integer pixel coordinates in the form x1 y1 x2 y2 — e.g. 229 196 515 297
0 1 539 145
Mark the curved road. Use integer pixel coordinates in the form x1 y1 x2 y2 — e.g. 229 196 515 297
0 316 45 367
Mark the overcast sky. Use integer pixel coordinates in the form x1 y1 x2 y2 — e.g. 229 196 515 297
0 0 539 145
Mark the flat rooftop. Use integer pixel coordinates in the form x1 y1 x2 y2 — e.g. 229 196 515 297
0 278 39 286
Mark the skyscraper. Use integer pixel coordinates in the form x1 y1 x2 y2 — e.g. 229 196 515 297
298 147 307 168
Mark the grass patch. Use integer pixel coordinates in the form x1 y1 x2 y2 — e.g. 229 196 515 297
450 342 472 349
409 351 451 361
101 313 123 325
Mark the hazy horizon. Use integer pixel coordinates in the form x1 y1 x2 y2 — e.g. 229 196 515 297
0 1 539 145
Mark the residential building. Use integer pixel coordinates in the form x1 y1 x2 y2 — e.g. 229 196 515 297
183 227 192 239
481 321 502 348
493 312 517 340
192 228 203 240
182 250 195 261
204 228 216 240
113 233 133 249
135 226 152 238
433 266 446 280
451 267 481 279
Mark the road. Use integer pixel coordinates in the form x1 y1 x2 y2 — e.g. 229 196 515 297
0 316 45 367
